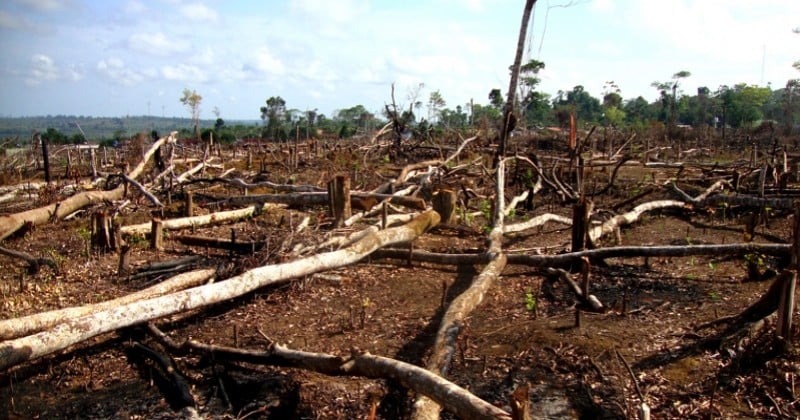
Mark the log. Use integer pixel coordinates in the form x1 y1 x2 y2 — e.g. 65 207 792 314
588 200 686 243
174 234 264 253
151 331 511 420
371 243 790 268
0 268 216 340
216 191 426 211
0 245 57 274
0 210 440 371
120 203 278 235
0 132 177 241
411 159 508 420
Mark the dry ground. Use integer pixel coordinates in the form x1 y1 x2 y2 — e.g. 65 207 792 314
0 134 799 419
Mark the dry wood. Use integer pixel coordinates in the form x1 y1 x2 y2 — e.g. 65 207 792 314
588 200 686 243
174 234 264 253
411 160 508 420
0 268 215 340
0 132 177 241
216 191 426 211
0 245 57 273
148 327 511 420
372 243 789 268
0 210 439 371
120 203 278 235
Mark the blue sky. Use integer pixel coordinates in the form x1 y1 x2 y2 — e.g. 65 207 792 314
0 0 798 121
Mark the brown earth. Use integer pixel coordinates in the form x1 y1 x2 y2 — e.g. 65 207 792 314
0 132 799 419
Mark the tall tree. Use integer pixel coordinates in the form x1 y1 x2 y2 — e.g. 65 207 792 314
179 89 202 138
495 0 537 166
260 96 287 140
519 59 549 127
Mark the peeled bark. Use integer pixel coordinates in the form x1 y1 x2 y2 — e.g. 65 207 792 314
0 268 216 340
120 203 279 235
0 210 440 371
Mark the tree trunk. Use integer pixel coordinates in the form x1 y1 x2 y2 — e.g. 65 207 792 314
0 210 440 371
0 132 177 241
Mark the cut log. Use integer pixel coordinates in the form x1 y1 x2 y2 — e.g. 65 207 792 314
0 210 440 371
120 203 279 235
431 189 457 225
0 268 216 340
150 330 511 420
174 234 264 253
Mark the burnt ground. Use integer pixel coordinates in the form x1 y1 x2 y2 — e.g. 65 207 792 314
0 134 799 419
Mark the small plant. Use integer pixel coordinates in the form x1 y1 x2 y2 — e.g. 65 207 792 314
689 256 696 266
708 291 721 301
524 288 536 312
708 261 716 270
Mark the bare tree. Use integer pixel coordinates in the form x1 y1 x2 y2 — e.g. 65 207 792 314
180 89 203 139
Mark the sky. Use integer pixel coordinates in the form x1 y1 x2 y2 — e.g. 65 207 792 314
0 0 798 121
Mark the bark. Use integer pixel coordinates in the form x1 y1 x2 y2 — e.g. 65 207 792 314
174 234 264 253
0 268 216 340
216 191 426 211
372 243 789 268
0 245 57 273
0 210 440 371
0 132 176 241
411 160 508 420
120 203 278 235
588 200 686 243
154 332 511 420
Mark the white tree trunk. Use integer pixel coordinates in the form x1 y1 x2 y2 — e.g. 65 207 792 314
0 210 440 371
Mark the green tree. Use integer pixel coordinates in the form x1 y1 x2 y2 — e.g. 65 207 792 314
42 127 68 144
260 96 287 141
552 85 602 124
519 60 550 127
438 105 469 129
488 89 504 109
622 96 654 127
601 81 625 127
651 70 691 128
179 89 202 138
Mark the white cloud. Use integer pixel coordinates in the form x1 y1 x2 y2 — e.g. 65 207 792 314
243 46 286 76
96 58 144 85
26 54 58 85
161 63 208 82
179 3 218 22
25 54 83 86
128 32 189 56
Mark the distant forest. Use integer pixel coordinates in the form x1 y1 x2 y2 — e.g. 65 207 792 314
0 115 261 144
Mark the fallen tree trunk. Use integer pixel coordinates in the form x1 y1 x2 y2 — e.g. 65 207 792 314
412 160 508 420
149 327 510 420
0 245 57 273
0 268 216 340
120 203 279 235
174 234 264 253
588 200 686 243
371 243 790 268
0 210 440 371
216 191 427 211
0 132 176 241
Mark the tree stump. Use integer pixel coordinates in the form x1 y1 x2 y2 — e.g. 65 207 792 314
431 189 457 225
184 191 194 217
91 211 112 252
328 175 351 228
150 218 163 250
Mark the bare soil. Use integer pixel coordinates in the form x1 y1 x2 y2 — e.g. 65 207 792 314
1 133 799 419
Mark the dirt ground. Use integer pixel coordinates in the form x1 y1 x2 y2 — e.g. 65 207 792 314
1 133 799 419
